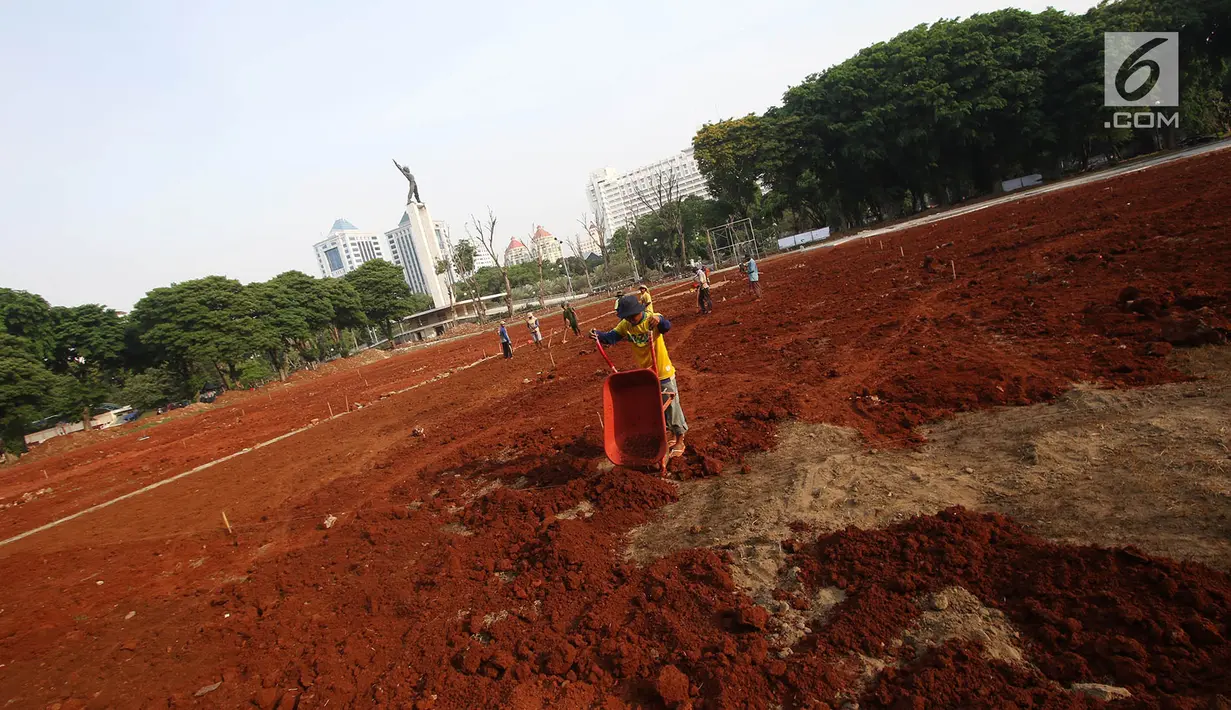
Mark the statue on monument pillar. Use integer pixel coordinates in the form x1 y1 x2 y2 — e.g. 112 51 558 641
392 158 421 204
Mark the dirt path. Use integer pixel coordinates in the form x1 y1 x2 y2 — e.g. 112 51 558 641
631 347 1231 571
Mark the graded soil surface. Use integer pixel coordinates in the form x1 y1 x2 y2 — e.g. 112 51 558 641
1 149 1230 708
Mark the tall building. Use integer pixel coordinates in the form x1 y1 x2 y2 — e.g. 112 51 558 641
530 225 563 263
586 148 710 236
504 238 533 266
384 207 450 308
313 218 390 278
449 229 496 274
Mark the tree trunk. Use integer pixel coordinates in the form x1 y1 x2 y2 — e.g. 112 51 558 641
536 256 546 308
214 363 231 390
81 406 93 431
677 220 687 272
502 270 514 316
470 277 487 321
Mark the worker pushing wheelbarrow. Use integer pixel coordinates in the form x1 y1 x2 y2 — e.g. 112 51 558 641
592 294 688 474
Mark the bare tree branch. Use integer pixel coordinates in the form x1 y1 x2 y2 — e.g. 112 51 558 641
467 208 514 316
576 213 610 284
630 167 688 271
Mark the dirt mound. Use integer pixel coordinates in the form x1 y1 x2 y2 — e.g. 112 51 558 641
789 507 1231 704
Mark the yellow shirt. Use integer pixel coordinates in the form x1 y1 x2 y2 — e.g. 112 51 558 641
638 291 653 309
613 312 674 380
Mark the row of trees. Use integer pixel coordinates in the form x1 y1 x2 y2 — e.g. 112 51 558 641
0 261 429 452
692 0 1231 232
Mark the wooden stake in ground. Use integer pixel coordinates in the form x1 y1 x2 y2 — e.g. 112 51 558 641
222 511 233 535
345 396 349 413
951 261 957 280
327 402 334 418
900 246 905 258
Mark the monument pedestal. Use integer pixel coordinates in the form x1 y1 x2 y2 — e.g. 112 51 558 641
386 201 449 309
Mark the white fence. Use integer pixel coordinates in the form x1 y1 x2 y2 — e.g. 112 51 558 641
25 407 134 446
777 227 832 251
1001 174 1043 193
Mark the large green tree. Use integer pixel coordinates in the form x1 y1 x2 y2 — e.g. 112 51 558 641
130 276 257 387
248 271 335 379
50 304 126 430
0 334 61 452
0 288 56 360
319 277 367 338
695 1 1231 232
693 114 766 219
343 260 421 342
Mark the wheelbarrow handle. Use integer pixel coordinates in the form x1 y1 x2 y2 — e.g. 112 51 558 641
594 325 664 378
594 337 618 373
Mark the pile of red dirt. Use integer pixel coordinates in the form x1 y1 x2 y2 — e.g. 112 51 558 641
788 507 1231 706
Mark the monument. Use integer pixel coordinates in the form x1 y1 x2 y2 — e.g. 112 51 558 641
392 158 421 204
385 159 449 309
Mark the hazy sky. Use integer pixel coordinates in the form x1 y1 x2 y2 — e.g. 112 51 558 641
0 0 1099 310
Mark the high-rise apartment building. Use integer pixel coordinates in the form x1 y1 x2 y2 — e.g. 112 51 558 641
531 225 563 263
313 219 390 278
586 148 710 236
504 238 533 266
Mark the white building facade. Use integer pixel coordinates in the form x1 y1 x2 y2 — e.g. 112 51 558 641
450 230 496 274
383 207 450 308
531 225 563 263
586 148 710 236
504 238 533 266
313 219 390 278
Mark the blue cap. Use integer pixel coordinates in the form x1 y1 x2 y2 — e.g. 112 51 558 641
615 294 645 320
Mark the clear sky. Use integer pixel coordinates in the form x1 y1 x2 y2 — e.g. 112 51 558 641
0 0 1099 310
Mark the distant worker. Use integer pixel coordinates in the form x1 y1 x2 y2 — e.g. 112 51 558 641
562 302 580 337
526 312 543 348
694 266 713 314
591 295 688 460
498 322 513 359
744 256 762 299
637 284 653 310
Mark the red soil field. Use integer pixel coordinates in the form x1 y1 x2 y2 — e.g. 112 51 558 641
1 148 1229 708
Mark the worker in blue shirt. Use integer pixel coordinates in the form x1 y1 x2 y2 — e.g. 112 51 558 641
498 322 513 359
744 256 762 299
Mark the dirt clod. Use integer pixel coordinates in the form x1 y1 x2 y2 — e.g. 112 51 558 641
655 664 691 706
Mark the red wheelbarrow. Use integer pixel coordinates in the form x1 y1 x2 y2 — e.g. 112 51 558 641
595 333 675 475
